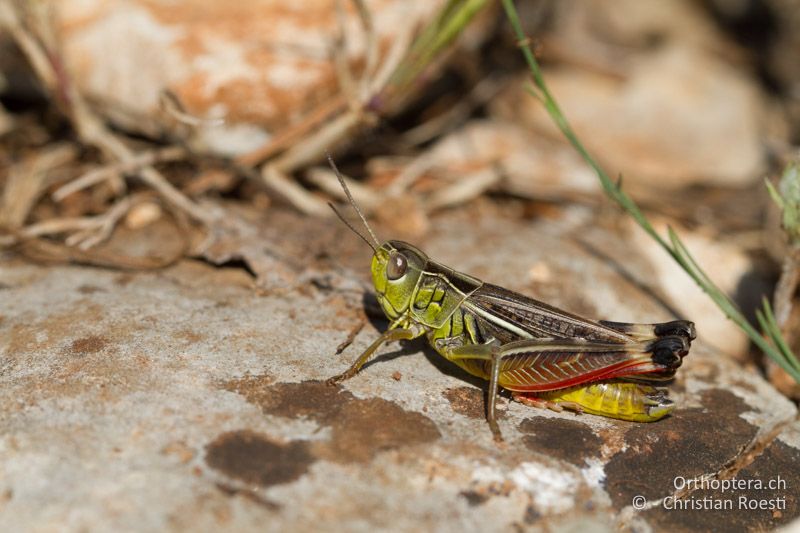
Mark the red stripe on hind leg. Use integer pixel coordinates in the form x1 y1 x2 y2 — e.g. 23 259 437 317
501 360 660 393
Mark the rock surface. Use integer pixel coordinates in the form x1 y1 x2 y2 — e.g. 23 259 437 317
51 0 445 155
1 205 798 531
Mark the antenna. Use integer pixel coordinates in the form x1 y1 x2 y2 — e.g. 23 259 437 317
328 202 376 252
326 153 381 249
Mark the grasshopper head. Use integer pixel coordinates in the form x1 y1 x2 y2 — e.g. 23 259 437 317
371 240 427 320
322 156 427 320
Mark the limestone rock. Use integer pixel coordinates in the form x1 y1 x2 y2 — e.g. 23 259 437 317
51 0 444 155
1 205 797 531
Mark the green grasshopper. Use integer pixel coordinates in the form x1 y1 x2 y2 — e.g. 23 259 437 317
325 157 695 440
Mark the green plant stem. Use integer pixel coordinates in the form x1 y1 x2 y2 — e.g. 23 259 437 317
501 0 800 384
387 0 488 101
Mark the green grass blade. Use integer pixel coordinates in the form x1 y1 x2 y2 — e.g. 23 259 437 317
500 0 800 385
761 298 800 374
387 0 488 98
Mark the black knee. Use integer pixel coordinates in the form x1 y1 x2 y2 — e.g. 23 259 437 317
654 320 696 342
649 335 690 368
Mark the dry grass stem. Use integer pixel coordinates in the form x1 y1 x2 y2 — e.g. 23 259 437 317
334 0 359 112
351 0 378 102
235 96 347 168
774 252 800 329
64 197 133 250
53 146 188 201
2 1 210 226
402 76 506 146
13 196 137 251
261 165 330 216
0 143 78 229
366 13 416 102
425 166 500 210
305 166 380 210
237 0 415 215
18 217 97 238
159 90 225 128
0 1 57 91
271 112 365 175
15 235 185 270
386 152 437 197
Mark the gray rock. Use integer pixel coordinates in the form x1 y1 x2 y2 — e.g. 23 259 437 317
1 205 797 531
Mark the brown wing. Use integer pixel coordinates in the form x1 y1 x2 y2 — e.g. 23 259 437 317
465 283 632 343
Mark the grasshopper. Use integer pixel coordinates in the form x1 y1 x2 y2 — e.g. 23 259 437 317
325 157 694 440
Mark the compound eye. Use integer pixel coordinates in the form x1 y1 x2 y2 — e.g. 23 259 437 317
386 252 408 280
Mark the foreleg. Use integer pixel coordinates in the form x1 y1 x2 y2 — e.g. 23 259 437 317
327 325 422 384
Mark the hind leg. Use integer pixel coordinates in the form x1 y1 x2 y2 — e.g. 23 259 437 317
512 392 577 413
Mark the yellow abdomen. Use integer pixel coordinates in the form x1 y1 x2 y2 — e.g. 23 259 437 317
538 382 674 422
